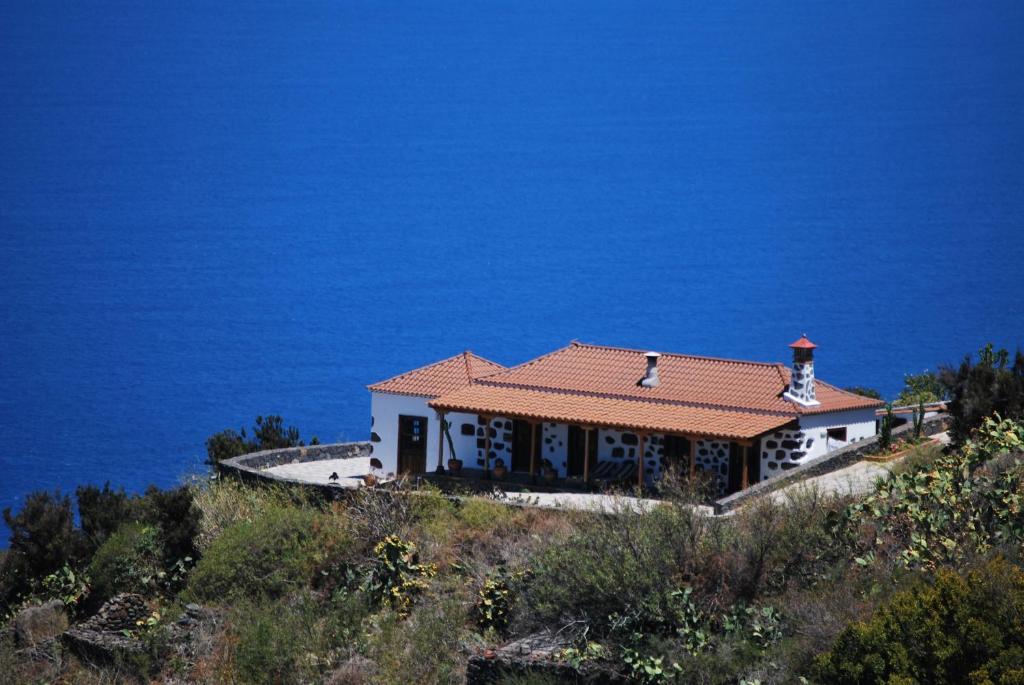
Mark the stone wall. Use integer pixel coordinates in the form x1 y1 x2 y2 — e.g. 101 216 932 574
760 427 814 480
476 416 513 468
216 441 370 493
714 413 951 514
695 439 732 495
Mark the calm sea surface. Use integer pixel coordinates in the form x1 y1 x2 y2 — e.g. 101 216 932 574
1 1 1022 539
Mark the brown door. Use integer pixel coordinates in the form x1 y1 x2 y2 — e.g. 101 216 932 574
397 415 428 474
662 435 692 477
727 443 744 493
567 426 597 477
511 420 539 473
747 439 761 485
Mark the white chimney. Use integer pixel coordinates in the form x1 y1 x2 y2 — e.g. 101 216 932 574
638 351 661 388
783 335 820 406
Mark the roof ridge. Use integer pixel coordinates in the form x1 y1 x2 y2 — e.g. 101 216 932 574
367 352 468 390
572 341 785 368
480 342 580 380
473 379 799 418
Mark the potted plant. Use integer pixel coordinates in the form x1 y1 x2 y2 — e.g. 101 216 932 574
447 457 463 474
492 457 507 479
542 459 557 482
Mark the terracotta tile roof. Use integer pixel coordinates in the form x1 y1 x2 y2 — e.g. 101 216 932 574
368 352 504 398
468 342 880 415
428 384 793 441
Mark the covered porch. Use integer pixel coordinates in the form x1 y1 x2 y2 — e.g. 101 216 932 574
428 411 777 496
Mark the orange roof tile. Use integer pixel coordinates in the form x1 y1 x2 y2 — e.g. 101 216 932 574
368 352 504 398
471 342 881 416
428 384 793 441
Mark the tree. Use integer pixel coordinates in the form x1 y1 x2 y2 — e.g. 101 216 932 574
76 482 135 552
844 386 882 400
895 370 946 406
939 344 1024 444
1 491 85 608
206 415 316 464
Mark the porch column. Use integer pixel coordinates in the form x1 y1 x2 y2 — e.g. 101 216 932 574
637 432 647 489
741 443 750 490
689 437 697 479
529 421 538 480
481 415 492 478
436 411 447 473
583 427 592 483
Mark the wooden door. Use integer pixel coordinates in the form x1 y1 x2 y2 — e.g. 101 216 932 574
727 442 744 493
662 435 692 477
511 420 539 473
567 426 597 477
397 415 428 474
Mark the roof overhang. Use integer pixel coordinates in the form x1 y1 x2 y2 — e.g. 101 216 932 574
429 384 794 442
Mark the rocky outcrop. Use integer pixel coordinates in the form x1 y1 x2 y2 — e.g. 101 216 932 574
466 630 625 684
63 593 151 661
12 600 68 647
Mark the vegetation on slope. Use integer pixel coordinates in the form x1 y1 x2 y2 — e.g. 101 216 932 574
0 346 1021 684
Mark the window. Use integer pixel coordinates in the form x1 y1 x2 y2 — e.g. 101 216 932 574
826 427 847 443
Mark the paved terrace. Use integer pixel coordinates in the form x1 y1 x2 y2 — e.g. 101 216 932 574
232 426 952 516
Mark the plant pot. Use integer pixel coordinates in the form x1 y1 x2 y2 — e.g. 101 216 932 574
493 465 507 479
447 458 463 474
543 468 557 482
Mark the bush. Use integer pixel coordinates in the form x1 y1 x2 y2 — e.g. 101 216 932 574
814 557 1024 684
140 485 200 566
76 483 135 552
186 506 342 603
940 344 1024 444
523 503 709 634
895 370 946 406
87 522 164 603
1 491 85 609
844 386 882 400
205 415 316 464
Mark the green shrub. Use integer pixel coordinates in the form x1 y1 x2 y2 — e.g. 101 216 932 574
814 557 1024 684
186 506 329 603
76 483 136 552
87 522 164 603
941 344 1024 445
524 503 708 633
1 491 85 611
205 415 316 464
835 416 1024 570
366 535 436 616
139 485 200 567
232 600 307 685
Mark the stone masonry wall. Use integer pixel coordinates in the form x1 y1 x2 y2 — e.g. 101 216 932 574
475 416 513 468
695 439 731 495
715 413 951 513
760 428 814 480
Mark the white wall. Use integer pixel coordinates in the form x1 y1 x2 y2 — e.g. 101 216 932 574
797 407 877 458
369 391 478 475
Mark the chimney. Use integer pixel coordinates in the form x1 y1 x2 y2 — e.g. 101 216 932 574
784 334 820 406
638 351 661 388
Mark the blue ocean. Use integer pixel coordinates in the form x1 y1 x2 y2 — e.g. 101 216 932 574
1 1 1022 539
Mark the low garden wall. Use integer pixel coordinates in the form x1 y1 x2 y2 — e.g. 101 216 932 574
216 441 370 491
714 413 951 514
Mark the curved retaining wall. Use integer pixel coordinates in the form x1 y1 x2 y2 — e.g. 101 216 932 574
714 413 950 514
216 441 371 491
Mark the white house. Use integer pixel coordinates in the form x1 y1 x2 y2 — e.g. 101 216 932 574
367 336 883 495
